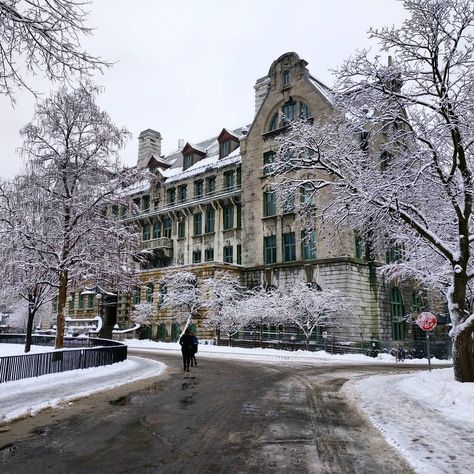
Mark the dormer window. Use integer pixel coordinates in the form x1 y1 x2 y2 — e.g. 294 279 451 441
282 70 291 87
217 128 240 159
183 154 193 170
220 140 230 158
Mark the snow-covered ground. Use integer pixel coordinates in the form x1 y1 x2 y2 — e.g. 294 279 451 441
0 343 57 356
345 368 474 474
0 355 165 423
2 339 467 474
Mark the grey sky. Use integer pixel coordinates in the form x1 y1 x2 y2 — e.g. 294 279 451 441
0 0 406 179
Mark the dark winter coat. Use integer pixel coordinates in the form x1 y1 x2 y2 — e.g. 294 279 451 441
179 333 195 354
191 335 198 354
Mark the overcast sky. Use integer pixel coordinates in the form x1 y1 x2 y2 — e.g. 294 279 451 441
0 0 406 179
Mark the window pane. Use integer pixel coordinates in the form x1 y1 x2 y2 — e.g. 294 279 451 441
283 232 296 262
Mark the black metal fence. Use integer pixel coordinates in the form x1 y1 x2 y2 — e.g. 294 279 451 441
0 334 127 384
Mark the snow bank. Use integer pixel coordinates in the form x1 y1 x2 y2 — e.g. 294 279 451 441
345 368 474 474
0 344 55 356
0 356 165 423
125 339 450 365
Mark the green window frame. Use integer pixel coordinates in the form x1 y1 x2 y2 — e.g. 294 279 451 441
223 205 234 230
142 195 150 211
205 248 214 262
192 250 202 263
264 236 277 264
194 180 204 198
143 223 151 241
178 185 187 202
167 188 176 205
390 287 405 340
224 245 233 263
133 287 141 306
205 208 215 233
282 232 296 262
224 171 235 190
411 292 423 313
263 151 276 175
263 191 276 217
282 100 296 121
178 220 185 239
87 294 94 309
301 230 317 260
146 283 154 303
193 213 202 236
220 141 230 158
207 176 216 194
300 102 311 119
163 218 172 238
183 154 193 170
153 222 161 239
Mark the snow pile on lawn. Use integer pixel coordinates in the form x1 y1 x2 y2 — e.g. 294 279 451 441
0 344 57 356
125 339 449 365
0 356 165 423
345 368 474 474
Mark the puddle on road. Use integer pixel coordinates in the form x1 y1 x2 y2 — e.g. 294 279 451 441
108 395 131 406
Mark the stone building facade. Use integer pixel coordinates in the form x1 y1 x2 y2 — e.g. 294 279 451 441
64 52 448 352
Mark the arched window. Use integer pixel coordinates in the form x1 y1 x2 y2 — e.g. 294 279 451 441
146 282 154 303
282 100 296 121
300 102 311 119
282 70 290 87
411 292 423 313
269 112 279 131
267 100 312 132
390 287 405 340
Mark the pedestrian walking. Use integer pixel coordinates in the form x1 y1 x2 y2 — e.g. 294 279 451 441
191 332 198 366
179 328 194 372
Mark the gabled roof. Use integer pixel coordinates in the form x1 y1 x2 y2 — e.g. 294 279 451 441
217 128 241 142
182 142 207 156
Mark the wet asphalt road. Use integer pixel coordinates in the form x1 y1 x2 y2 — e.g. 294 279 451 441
0 351 415 474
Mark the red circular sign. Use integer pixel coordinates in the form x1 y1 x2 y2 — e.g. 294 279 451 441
417 312 437 331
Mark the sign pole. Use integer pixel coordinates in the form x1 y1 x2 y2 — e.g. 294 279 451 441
426 331 431 372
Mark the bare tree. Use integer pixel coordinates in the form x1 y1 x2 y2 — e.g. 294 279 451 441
18 82 142 349
272 0 474 382
0 0 107 102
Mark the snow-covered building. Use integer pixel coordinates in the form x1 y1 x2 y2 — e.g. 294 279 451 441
72 52 449 353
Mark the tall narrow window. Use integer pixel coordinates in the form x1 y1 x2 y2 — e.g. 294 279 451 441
282 70 290 87
153 222 161 239
163 218 172 238
133 287 141 305
237 244 242 265
78 294 84 310
223 205 234 230
300 102 311 119
263 151 276 175
300 183 315 206
263 191 276 217
183 154 193 170
207 176 216 194
411 293 423 314
223 245 233 263
205 208 215 233
282 100 296 121
192 250 202 263
220 141 230 158
282 232 296 262
205 248 214 262
167 188 176 205
68 293 75 311
193 213 202 236
143 224 151 241
224 171 235 189
178 185 187 202
142 195 150 211
194 180 204 198
178 220 185 239
390 287 405 340
146 283 154 303
236 204 242 228
302 230 317 260
264 236 277 264
354 232 365 259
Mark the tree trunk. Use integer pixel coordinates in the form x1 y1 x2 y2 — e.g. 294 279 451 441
452 329 474 382
24 303 35 353
55 271 68 349
228 334 232 347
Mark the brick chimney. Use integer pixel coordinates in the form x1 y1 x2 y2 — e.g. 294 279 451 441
254 76 270 116
137 129 162 168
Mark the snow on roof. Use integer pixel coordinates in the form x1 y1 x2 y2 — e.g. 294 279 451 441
122 178 151 196
307 75 334 105
165 149 241 184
